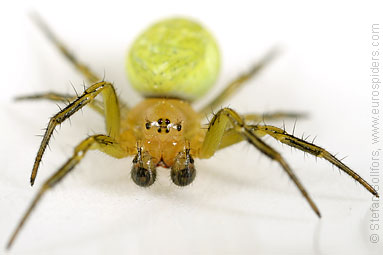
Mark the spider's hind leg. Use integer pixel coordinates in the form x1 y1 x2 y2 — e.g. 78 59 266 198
30 13 100 84
199 48 279 115
6 134 128 250
29 13 130 112
244 111 307 123
198 44 304 129
15 92 104 115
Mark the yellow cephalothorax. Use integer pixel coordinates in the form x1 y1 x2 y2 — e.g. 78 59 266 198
126 18 220 100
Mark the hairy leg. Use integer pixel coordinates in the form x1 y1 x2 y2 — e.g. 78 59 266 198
30 14 129 111
198 108 321 217
31 13 100 83
250 124 379 197
216 111 306 149
30 81 120 186
6 134 128 250
199 48 278 114
244 111 307 123
16 92 104 115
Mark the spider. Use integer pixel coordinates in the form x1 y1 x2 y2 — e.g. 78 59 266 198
6 15 379 249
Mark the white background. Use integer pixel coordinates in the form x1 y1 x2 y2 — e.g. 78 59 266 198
0 0 382 254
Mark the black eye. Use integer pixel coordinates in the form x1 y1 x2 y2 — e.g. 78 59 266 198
165 119 170 125
177 124 182 131
145 122 151 129
158 118 163 124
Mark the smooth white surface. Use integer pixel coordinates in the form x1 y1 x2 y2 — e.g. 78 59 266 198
0 0 382 254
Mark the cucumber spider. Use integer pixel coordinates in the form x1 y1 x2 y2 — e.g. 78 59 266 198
6 15 379 249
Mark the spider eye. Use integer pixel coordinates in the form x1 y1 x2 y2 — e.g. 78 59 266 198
171 150 196 186
145 122 151 129
176 124 182 131
131 152 157 187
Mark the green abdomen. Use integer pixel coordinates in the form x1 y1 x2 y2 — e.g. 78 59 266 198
126 17 220 101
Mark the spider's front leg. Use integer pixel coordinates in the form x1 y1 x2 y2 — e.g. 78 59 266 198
250 124 379 198
30 81 120 186
199 108 319 217
6 134 128 250
198 108 379 217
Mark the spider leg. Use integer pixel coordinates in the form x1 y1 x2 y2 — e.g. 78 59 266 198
30 13 100 84
244 111 307 123
217 128 243 150
216 112 307 149
250 124 379 198
6 134 128 250
199 48 278 114
30 81 120 186
15 92 77 102
15 92 104 115
29 13 130 111
198 108 321 217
